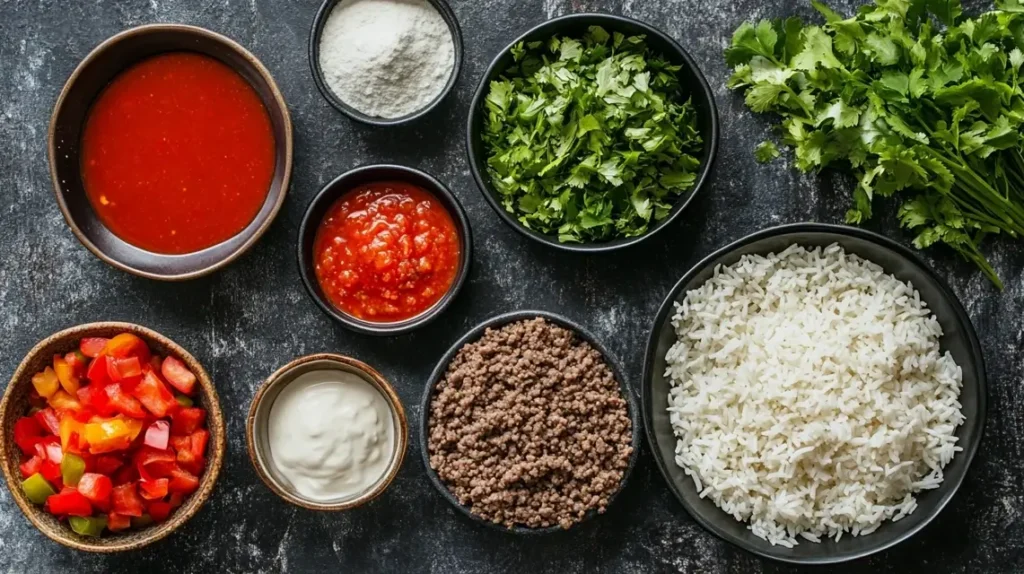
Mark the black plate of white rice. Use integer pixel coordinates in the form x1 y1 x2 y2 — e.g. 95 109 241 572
641 222 986 564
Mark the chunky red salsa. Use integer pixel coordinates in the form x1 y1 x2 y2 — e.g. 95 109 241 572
313 182 461 322
81 52 275 255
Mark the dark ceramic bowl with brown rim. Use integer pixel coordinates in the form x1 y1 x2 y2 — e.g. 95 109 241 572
49 24 293 281
297 164 473 336
308 0 463 126
0 322 226 552
246 353 408 511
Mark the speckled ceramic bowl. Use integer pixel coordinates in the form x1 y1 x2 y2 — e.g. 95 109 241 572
246 353 408 511
0 322 226 552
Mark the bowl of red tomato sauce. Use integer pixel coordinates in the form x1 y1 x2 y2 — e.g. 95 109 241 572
0 322 225 552
298 165 473 335
49 24 293 280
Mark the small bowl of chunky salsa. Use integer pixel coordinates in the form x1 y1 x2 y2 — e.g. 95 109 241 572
298 165 472 335
48 24 293 280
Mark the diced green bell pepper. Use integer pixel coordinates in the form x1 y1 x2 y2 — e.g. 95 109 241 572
69 515 107 537
174 394 193 408
130 514 154 528
22 473 56 504
60 452 86 486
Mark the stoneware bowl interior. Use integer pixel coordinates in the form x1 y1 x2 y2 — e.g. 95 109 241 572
297 164 473 335
642 223 986 564
308 0 464 126
49 24 293 280
466 13 720 253
246 354 408 510
419 310 642 534
0 322 226 552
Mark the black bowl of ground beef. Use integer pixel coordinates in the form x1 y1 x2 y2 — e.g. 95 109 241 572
420 310 641 534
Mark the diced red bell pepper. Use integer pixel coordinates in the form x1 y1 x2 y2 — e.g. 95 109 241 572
112 463 138 486
86 355 112 386
175 445 203 476
111 483 145 517
39 460 62 484
64 351 88 378
144 420 170 450
113 357 143 379
135 446 176 481
191 429 209 460
132 371 177 418
33 408 61 436
160 356 196 395
170 407 206 436
77 385 117 417
170 435 191 453
80 337 110 358
168 491 185 508
93 455 123 475
148 355 162 372
35 436 63 464
168 466 200 495
77 472 113 506
147 501 172 522
104 383 147 418
20 455 43 478
107 512 131 532
102 334 150 362
45 489 92 517
139 478 169 500
14 416 44 455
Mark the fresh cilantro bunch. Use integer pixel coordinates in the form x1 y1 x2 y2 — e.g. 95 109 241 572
482 26 703 243
726 0 1024 288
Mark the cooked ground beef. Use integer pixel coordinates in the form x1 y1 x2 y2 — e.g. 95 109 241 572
427 317 634 529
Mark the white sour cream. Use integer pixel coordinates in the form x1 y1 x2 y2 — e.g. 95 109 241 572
267 370 395 502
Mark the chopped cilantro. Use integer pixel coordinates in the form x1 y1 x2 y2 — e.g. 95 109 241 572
754 141 781 163
481 26 704 243
726 0 1024 288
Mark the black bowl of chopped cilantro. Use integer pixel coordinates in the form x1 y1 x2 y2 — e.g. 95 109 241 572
467 13 719 252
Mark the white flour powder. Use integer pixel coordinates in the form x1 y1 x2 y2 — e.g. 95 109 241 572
318 0 455 119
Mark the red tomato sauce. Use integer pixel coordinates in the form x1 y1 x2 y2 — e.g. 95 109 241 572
81 52 275 254
313 182 461 322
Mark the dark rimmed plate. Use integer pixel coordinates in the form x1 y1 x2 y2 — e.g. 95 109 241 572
419 310 642 534
297 164 472 336
642 222 987 564
466 12 719 253
49 24 293 281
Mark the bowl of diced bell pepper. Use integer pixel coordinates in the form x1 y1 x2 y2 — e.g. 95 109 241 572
0 322 225 552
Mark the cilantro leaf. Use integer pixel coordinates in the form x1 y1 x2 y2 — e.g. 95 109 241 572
754 141 781 163
726 0 1024 288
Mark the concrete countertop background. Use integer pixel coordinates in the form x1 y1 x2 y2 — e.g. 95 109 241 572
0 0 1021 572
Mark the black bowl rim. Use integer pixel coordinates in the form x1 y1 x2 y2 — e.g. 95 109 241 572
465 12 720 253
307 0 464 126
418 309 643 534
640 222 988 565
48 23 294 281
297 164 473 336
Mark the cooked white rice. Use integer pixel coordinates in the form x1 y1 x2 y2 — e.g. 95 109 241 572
665 243 964 547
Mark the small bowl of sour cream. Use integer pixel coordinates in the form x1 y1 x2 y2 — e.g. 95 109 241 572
246 354 408 510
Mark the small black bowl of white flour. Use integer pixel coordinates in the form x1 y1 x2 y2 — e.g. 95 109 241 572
309 0 462 126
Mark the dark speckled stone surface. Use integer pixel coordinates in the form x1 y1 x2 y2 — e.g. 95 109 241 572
0 0 1021 572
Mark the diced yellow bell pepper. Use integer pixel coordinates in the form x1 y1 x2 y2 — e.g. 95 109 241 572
48 389 82 413
59 416 85 452
83 417 143 454
31 367 60 398
53 356 80 394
